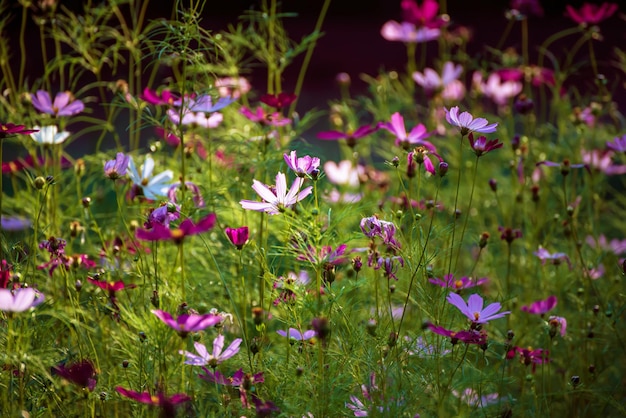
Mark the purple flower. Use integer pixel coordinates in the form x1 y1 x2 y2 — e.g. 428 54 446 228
167 108 223 128
381 21 440 43
179 335 242 366
225 226 249 249
534 247 572 269
549 316 568 337
317 125 378 147
104 152 130 179
284 150 320 177
167 181 205 208
467 133 503 157
115 387 190 415
607 135 626 153
152 309 223 337
427 323 487 345
375 256 405 280
31 90 84 116
565 2 618 25
360 216 400 248
240 172 312 215
276 328 316 341
240 106 291 126
402 0 445 28
453 388 499 407
428 274 488 289
379 112 434 149
136 214 217 244
175 94 235 113
413 62 465 99
474 72 523 106
444 106 498 136
510 0 544 17
253 397 281 417
145 203 180 228
520 295 557 315
0 288 45 312
581 149 626 175
199 367 264 387
506 346 550 372
498 226 523 243
447 293 510 324
53 360 97 391
1 216 31 231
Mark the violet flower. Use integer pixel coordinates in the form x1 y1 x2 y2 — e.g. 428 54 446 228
549 316 567 337
520 295 557 315
167 108 223 128
167 181 205 208
179 335 242 367
413 61 465 100
1 216 31 231
534 247 572 269
565 2 618 25
284 150 320 177
607 135 626 153
375 256 405 280
174 94 235 113
276 328 316 341
225 226 249 249
128 155 173 200
152 309 223 337
53 360 97 391
104 152 130 179
0 288 45 312
136 213 217 244
379 112 434 149
240 172 312 215
444 106 498 136
115 387 191 416
467 133 503 157
427 323 487 345
381 21 440 43
317 125 378 147
145 203 180 228
31 90 84 116
428 274 488 289
447 293 510 324
404 335 451 357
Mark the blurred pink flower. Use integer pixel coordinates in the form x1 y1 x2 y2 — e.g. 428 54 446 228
581 149 626 175
379 112 434 149
324 160 361 187
381 21 440 43
401 0 446 28
521 295 557 315
475 72 523 106
565 2 618 25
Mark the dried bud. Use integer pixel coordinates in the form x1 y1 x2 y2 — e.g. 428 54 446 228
311 317 330 343
75 159 86 177
122 360 129 368
366 318 377 336
531 184 540 202
138 331 147 342
388 331 398 347
479 232 490 248
391 156 399 167
352 256 362 273
252 307 264 326
489 178 497 192
336 72 351 86
150 290 159 308
588 364 595 374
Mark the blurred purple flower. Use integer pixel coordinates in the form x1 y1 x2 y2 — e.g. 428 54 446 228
428 274 488 289
31 90 84 116
581 149 626 175
0 288 45 312
468 133 503 157
549 315 567 337
565 2 618 25
0 123 38 138
136 214 216 244
506 346 550 372
53 360 97 391
427 323 487 345
104 152 130 179
401 0 445 28
240 106 291 126
115 386 190 416
454 388 499 407
277 328 316 341
520 295 557 315
140 87 179 105
324 160 361 187
260 92 296 110
607 135 626 153
180 335 242 366
1 216 31 231
510 0 544 17
167 181 205 208
381 21 440 43
152 309 222 337
534 247 572 269
317 125 377 147
413 62 465 100
167 109 223 128
447 293 510 324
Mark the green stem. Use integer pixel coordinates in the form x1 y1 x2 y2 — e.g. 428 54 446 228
447 133 465 275
454 156 479 271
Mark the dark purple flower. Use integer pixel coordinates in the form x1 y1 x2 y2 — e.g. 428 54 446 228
276 328 316 341
498 226 523 243
428 274 488 289
317 125 378 147
152 309 223 337
259 92 296 110
468 133 503 157
115 386 190 417
0 123 38 138
136 213 217 244
427 323 487 345
510 0 544 17
447 293 510 324
565 2 618 25
104 152 130 179
31 90 84 116
225 226 249 249
375 256 405 280
520 295 557 315
506 346 550 372
284 150 320 177
254 397 281 418
53 360 97 391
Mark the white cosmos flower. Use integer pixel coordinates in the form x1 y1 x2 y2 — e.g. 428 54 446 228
30 125 70 145
128 155 173 200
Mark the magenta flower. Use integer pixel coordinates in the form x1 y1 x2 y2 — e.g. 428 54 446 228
565 2 618 25
284 150 320 177
179 335 242 366
468 133 503 157
381 21 440 43
444 106 498 136
498 226 523 243
87 277 136 299
152 309 223 337
317 125 378 147
259 92 296 110
115 387 190 415
104 152 130 179
0 123 38 138
427 323 487 345
240 106 291 126
31 90 84 116
447 293 510 324
506 346 550 372
401 0 445 28
510 0 544 17
607 135 626 153
53 360 97 391
549 316 568 337
136 214 216 244
408 147 443 175
140 88 179 105
240 172 312 215
225 226 249 249
520 295 557 315
428 274 488 289
199 367 264 387
534 247 572 269
0 288 45 312
379 112 434 149
276 328 316 341
474 72 523 106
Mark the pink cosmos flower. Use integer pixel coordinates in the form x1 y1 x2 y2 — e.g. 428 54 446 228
453 388 499 407
240 106 291 127
607 135 626 153
428 274 488 289
586 234 626 254
565 2 618 25
379 112 434 149
467 133 503 157
140 88 179 105
240 172 312 215
284 150 320 177
427 323 487 345
447 293 510 324
136 214 216 244
167 108 223 128
179 335 242 366
215 77 251 99
520 295 557 315
413 62 465 100
104 152 130 179
475 72 523 106
277 328 316 341
401 0 446 28
152 309 223 337
381 21 440 43
549 316 567 337
323 160 361 187
444 106 498 136
225 226 249 249
581 149 626 175
506 346 550 372
31 90 84 116
87 277 136 299
115 387 190 414
317 125 378 147
0 288 45 312
407 147 443 176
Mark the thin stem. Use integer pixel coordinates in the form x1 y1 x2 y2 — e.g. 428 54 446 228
454 156 479 271
447 133 465 275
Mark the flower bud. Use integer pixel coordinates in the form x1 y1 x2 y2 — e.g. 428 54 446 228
34 176 46 190
82 197 91 208
438 161 449 177
489 178 497 192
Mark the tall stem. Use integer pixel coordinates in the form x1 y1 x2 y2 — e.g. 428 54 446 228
447 133 465 275
454 156 479 270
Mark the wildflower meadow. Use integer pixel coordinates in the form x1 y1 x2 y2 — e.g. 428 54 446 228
1 0 626 416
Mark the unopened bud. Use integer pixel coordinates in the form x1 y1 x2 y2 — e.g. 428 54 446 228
34 176 46 189
489 178 497 192
438 161 449 177
82 197 91 208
